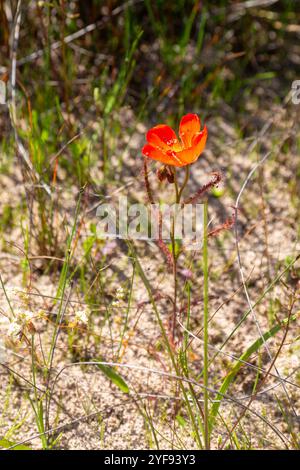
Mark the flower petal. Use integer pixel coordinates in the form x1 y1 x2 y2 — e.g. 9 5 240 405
142 144 175 165
146 125 180 151
176 126 208 164
142 144 187 166
179 113 201 148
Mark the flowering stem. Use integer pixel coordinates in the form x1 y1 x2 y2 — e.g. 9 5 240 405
170 166 190 341
143 158 155 204
173 167 180 203
178 164 190 201
171 168 180 341
203 199 210 449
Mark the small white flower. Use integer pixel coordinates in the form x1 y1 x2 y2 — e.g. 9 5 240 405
7 321 21 338
15 309 34 325
111 286 126 308
75 309 89 325
115 286 126 301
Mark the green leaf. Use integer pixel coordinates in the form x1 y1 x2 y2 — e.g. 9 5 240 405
96 362 129 394
0 438 31 450
176 415 187 427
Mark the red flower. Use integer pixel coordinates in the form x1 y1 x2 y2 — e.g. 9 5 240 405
142 113 207 167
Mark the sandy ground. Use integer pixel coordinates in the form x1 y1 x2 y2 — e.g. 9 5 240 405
0 99 299 449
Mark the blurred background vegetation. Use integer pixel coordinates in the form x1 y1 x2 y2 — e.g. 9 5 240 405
1 1 299 176
0 1 299 257
0 0 299 259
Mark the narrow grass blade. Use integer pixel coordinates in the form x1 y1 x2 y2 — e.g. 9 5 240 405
96 362 130 394
0 438 31 450
210 312 299 425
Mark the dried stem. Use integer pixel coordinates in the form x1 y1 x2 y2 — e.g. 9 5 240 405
183 171 222 205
